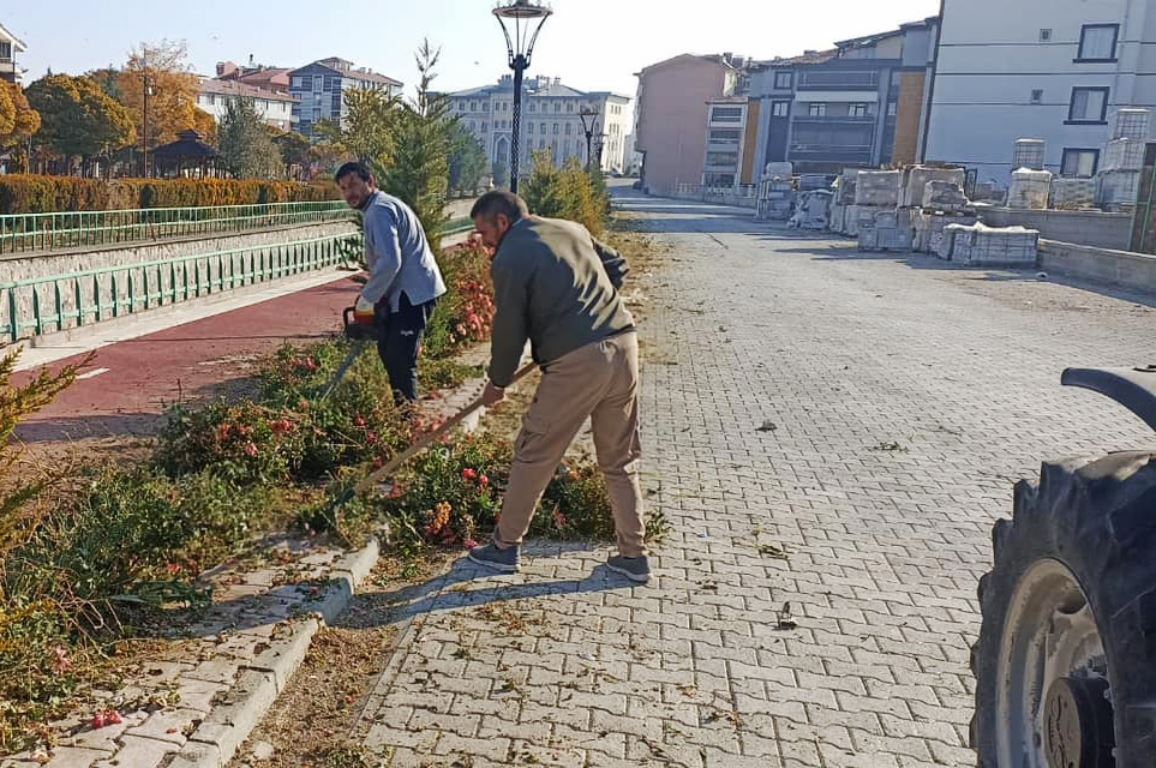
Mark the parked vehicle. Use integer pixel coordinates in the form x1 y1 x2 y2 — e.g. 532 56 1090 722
971 366 1156 767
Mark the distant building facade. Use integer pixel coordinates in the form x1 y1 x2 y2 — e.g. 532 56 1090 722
749 18 940 176
289 58 403 138
634 54 753 196
443 75 631 177
197 79 297 132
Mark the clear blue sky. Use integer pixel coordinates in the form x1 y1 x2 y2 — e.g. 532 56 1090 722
9 0 940 102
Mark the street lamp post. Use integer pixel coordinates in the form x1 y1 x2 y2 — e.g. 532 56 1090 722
578 108 599 172
493 0 552 194
142 75 154 178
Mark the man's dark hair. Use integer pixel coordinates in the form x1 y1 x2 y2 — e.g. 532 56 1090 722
335 161 373 184
471 190 528 222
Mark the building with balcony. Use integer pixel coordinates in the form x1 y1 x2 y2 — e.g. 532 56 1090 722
197 79 298 132
442 75 631 179
289 58 402 138
924 0 1156 182
0 22 27 85
634 53 755 196
701 99 757 189
749 18 939 176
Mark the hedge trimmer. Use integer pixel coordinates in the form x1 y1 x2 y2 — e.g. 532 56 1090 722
318 307 378 402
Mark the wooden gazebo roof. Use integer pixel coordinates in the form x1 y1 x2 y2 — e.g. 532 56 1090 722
153 130 219 161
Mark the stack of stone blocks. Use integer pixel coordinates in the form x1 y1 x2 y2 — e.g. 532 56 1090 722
1098 109 1150 211
756 162 797 221
829 169 859 236
939 222 1040 266
855 170 905 252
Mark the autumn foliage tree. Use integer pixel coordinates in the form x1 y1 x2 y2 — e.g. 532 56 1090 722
315 88 397 169
26 74 135 176
116 40 201 150
0 82 41 169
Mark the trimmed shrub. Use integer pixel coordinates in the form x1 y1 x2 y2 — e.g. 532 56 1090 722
520 152 611 237
0 175 341 214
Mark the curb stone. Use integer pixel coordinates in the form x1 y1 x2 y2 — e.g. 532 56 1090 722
164 535 383 768
162 351 512 768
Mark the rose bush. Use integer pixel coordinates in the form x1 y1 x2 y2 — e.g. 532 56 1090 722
347 431 670 554
423 237 495 360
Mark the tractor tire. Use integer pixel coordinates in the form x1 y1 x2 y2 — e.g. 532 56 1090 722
972 451 1156 767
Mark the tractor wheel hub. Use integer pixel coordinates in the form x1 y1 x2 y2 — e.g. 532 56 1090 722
1044 676 1114 768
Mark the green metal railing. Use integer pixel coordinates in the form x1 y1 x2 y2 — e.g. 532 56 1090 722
0 201 355 256
1 234 362 342
444 216 474 237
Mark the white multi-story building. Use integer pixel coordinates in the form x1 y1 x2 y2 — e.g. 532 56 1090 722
444 75 631 179
0 21 26 85
925 0 1156 182
197 79 298 132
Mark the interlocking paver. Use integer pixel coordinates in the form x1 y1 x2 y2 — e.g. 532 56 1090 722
353 194 1154 766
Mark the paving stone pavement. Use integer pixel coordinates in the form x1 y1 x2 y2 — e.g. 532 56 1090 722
355 193 1155 768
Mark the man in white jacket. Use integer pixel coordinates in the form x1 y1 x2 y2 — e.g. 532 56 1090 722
337 162 447 406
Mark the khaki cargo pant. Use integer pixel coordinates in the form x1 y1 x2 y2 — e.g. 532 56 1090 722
495 332 647 558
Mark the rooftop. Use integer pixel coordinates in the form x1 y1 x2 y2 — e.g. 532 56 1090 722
835 16 937 49
290 58 403 87
636 53 755 77
200 78 297 103
444 76 629 102
765 49 838 67
0 22 27 51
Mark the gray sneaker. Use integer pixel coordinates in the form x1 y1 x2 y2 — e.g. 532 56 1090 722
607 555 651 583
468 542 520 573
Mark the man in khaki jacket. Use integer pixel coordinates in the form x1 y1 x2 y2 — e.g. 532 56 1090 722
466 191 649 583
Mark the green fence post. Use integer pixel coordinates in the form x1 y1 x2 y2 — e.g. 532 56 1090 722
6 286 17 342
75 279 84 328
32 287 43 336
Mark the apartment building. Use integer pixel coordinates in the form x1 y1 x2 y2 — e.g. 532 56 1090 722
634 53 753 196
924 0 1156 181
289 58 402 138
197 79 297 132
0 22 26 85
749 18 939 176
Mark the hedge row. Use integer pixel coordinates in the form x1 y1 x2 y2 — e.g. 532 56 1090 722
0 176 342 215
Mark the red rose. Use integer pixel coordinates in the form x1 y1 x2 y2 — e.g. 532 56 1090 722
462 468 478 482
479 475 490 488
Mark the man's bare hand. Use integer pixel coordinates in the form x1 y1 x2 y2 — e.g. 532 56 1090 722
482 382 506 407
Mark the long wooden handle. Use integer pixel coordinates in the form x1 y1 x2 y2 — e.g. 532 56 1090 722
353 362 537 495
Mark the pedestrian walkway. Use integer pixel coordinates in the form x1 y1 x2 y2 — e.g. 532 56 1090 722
350 193 1154 767
14 274 359 443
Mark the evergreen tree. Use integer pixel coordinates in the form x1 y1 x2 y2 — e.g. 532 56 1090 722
218 98 283 179
380 39 452 250
447 120 487 195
